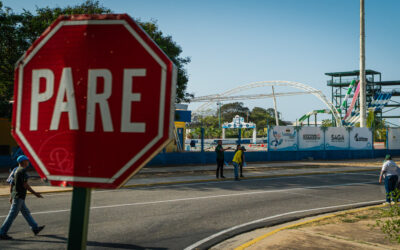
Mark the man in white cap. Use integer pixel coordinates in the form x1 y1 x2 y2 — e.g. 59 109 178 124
379 154 400 204
0 155 45 240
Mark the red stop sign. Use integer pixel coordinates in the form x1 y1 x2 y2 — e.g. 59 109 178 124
12 14 176 188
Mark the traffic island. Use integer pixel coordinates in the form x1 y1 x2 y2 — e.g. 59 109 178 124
213 205 400 250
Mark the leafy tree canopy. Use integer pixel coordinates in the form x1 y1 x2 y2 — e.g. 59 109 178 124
321 119 333 127
250 107 282 128
220 102 250 123
0 0 191 118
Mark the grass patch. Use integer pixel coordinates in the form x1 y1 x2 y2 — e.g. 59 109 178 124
341 218 359 223
296 207 386 229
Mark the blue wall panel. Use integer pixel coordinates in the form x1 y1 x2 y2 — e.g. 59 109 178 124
146 149 400 166
1 149 400 170
325 150 351 160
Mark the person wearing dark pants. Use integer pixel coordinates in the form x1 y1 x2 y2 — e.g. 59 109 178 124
235 145 246 178
240 146 246 177
232 147 244 181
0 155 45 240
379 154 400 204
216 159 224 178
215 140 230 179
384 175 398 202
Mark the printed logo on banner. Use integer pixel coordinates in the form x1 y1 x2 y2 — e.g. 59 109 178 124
299 127 324 150
354 133 368 141
331 134 344 142
303 134 321 140
325 127 349 150
269 126 297 151
349 127 372 150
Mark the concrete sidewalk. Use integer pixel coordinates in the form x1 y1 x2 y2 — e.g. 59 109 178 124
0 158 385 196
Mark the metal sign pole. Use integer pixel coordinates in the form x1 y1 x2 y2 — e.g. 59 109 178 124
272 86 279 126
359 0 367 127
67 187 92 250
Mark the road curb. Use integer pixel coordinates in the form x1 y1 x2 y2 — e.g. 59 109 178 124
189 201 384 250
0 168 378 197
234 203 387 250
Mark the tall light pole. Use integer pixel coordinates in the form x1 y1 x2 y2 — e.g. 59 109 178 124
217 102 222 128
271 86 279 126
359 0 367 127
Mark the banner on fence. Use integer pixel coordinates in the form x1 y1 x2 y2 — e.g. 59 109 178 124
268 126 297 151
349 127 372 150
325 127 349 150
298 127 324 150
388 128 400 150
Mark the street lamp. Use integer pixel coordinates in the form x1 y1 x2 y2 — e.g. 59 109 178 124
217 101 222 128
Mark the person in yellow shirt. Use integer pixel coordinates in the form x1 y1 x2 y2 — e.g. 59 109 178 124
232 147 243 181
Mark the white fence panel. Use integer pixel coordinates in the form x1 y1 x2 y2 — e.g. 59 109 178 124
325 127 349 150
268 126 297 151
298 127 324 150
388 128 400 150
349 127 372 150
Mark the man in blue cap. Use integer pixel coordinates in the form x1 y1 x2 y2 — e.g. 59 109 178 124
0 155 45 240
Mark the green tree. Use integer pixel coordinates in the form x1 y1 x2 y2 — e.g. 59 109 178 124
138 20 192 102
249 106 286 132
189 113 218 128
249 107 278 128
367 110 387 141
321 119 333 127
375 193 400 243
220 102 250 124
0 2 26 118
0 0 191 118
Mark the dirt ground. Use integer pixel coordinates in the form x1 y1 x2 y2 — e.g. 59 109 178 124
213 206 400 250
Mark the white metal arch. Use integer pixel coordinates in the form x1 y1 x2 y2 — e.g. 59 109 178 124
193 80 342 126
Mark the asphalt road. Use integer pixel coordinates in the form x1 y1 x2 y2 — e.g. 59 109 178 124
0 171 384 250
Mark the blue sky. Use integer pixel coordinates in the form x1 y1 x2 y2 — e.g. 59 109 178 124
3 0 400 124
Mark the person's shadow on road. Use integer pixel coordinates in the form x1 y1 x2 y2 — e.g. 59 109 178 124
15 234 167 250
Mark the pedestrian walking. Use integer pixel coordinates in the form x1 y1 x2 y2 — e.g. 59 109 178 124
234 145 246 178
240 146 246 178
215 140 230 179
0 155 45 240
232 146 244 181
379 154 400 204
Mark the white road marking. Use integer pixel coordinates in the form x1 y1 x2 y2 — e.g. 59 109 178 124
0 181 376 218
341 172 378 176
18 171 378 197
183 199 384 250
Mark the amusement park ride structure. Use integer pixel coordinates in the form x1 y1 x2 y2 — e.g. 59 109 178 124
326 70 400 127
190 80 342 126
188 71 400 127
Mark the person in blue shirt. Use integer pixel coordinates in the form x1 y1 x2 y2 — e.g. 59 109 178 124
0 155 45 240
